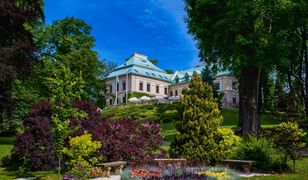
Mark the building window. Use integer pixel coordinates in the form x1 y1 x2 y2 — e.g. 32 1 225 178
232 81 238 90
233 97 237 104
170 91 173 96
122 82 126 91
109 99 112 105
214 83 220 91
164 87 168 95
117 83 119 92
175 90 178 96
122 96 126 104
109 84 112 93
156 85 159 93
147 83 151 92
116 98 119 104
139 82 143 91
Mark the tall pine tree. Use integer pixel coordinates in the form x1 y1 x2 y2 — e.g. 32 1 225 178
170 75 223 164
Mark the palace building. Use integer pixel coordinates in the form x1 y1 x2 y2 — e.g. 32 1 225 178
106 53 239 107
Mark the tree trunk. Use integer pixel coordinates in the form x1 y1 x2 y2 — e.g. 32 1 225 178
258 70 265 114
287 70 292 92
238 90 243 128
302 25 308 114
239 66 261 135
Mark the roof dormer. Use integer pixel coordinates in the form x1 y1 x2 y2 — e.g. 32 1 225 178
133 53 148 60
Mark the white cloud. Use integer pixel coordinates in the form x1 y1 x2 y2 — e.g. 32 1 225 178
137 8 167 29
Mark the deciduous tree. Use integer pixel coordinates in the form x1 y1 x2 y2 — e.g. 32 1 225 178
184 0 296 135
11 101 57 171
0 0 43 132
34 17 106 106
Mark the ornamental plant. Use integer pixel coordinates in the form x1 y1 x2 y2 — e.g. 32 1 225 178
121 167 208 179
70 100 109 142
170 75 237 165
11 101 57 170
121 166 239 179
215 128 241 159
234 136 287 172
70 100 165 163
103 119 164 162
273 122 306 171
62 131 102 179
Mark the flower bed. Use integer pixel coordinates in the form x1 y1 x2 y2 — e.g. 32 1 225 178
121 166 238 179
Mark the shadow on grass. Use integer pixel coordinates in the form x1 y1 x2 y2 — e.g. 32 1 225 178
0 166 60 180
0 137 15 145
161 109 287 143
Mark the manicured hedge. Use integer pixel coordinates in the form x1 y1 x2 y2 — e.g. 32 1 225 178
102 103 180 123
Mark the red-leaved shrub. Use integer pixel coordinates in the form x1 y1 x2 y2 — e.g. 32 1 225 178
11 100 165 170
11 101 57 170
70 100 108 142
103 119 164 162
71 100 165 163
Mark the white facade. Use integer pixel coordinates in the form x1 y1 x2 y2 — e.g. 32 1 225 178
105 53 239 107
106 74 169 105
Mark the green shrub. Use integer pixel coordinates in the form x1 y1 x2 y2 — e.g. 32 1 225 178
62 131 102 179
273 122 306 171
102 103 180 123
215 128 241 159
234 136 288 172
128 92 154 98
170 75 226 165
160 109 178 123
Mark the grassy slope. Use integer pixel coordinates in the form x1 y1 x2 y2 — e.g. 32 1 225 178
161 108 283 142
0 137 59 180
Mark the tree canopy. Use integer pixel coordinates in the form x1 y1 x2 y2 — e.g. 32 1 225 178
9 17 108 133
184 0 306 134
34 17 106 104
0 0 44 132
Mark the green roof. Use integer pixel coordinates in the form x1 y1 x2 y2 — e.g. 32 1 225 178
107 53 232 84
107 53 172 81
170 66 204 85
170 65 232 85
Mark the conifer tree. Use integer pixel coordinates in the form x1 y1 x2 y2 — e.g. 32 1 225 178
170 75 223 164
201 66 224 108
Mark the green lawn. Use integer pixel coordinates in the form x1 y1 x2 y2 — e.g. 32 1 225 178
0 137 59 180
0 137 15 180
0 137 14 162
221 109 283 128
242 157 308 179
161 108 284 142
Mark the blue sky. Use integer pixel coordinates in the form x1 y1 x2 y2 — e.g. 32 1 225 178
44 0 200 70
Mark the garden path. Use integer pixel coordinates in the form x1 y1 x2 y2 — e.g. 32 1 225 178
91 175 121 180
